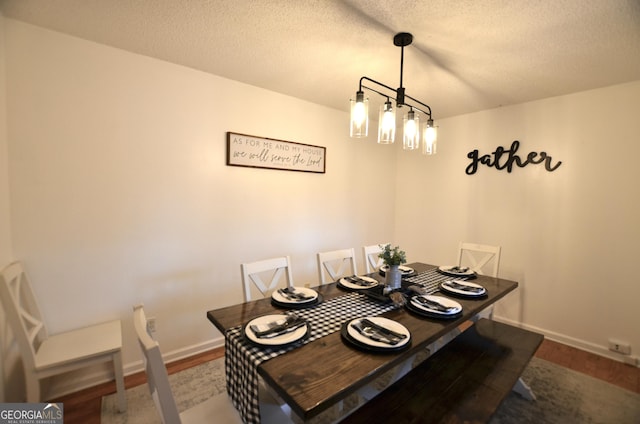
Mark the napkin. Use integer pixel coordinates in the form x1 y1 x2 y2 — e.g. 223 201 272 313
444 280 484 293
251 317 307 338
344 276 376 287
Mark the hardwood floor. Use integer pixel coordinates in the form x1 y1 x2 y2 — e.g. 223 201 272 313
535 339 640 393
51 340 639 424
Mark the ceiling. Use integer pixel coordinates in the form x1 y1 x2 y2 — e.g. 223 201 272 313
1 0 640 120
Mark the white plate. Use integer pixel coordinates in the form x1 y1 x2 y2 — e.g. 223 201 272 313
244 314 308 346
347 317 411 349
339 275 379 290
380 265 415 274
440 280 486 296
438 265 476 277
271 286 318 304
410 295 462 315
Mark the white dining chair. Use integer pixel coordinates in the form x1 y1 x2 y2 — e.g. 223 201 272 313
317 248 358 284
457 242 501 277
457 242 501 320
133 304 242 423
133 304 291 423
241 256 294 302
362 244 386 274
0 261 126 410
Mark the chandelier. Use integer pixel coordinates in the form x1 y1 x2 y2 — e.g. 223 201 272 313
349 32 437 155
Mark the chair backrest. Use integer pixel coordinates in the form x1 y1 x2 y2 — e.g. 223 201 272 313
0 262 47 372
317 248 358 284
133 304 181 424
457 242 501 277
241 256 294 302
363 244 386 274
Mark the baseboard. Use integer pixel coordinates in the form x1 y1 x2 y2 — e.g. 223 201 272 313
493 315 639 368
47 335 225 399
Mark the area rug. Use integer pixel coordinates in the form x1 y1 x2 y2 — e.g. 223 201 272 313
102 357 640 424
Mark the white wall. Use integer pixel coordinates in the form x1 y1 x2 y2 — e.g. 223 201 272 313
2 19 397 396
0 11 16 403
395 80 640 363
0 8 10 267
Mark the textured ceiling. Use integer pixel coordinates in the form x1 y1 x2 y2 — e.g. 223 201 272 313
1 0 640 119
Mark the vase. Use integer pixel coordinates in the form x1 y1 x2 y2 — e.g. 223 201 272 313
385 264 402 290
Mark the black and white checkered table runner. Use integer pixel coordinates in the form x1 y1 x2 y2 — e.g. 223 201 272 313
225 290 400 424
403 267 452 294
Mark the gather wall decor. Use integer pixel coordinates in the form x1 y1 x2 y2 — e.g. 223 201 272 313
465 140 562 175
227 132 326 173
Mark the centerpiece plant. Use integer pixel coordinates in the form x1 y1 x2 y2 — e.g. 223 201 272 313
378 244 406 293
378 244 407 267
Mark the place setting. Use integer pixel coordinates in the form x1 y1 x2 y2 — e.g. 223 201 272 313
338 275 379 290
243 312 311 347
271 286 322 308
437 265 477 279
439 279 487 298
405 294 463 319
341 316 411 353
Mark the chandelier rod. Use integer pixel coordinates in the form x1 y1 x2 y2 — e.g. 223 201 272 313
359 77 432 118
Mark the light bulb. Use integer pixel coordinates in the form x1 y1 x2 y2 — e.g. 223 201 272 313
350 91 369 138
378 101 396 144
403 110 419 150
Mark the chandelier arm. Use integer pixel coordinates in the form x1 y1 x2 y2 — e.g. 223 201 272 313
360 81 433 119
359 76 397 96
361 84 393 100
404 94 432 118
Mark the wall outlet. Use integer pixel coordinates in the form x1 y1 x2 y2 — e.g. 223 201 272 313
147 317 157 334
608 339 631 355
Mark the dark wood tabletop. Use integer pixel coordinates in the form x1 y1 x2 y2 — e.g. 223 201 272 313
206 262 518 421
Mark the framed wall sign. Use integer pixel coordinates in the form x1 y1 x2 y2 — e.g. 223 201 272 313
226 132 326 174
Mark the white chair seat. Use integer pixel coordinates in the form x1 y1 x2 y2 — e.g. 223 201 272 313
34 320 122 371
179 393 242 423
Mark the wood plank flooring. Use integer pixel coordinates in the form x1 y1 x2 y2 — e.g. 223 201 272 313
51 339 639 424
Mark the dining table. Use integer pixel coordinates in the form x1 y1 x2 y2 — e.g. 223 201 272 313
206 262 519 424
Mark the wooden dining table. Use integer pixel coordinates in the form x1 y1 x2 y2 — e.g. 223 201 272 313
206 262 519 423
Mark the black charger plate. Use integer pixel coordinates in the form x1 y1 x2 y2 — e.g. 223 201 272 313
405 297 463 320
271 293 323 309
340 321 411 353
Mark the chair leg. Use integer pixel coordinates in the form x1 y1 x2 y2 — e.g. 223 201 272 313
25 373 41 403
113 351 127 412
513 377 536 401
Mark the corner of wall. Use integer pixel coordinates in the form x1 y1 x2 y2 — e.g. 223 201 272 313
0 10 18 403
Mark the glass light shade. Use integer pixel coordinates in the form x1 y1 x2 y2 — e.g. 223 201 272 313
403 110 419 150
349 91 369 138
422 120 438 155
377 101 396 144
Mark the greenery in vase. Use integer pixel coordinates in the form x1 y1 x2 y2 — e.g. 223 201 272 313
378 244 407 266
